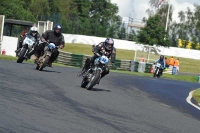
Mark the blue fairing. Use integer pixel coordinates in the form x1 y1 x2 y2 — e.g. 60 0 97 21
49 43 56 49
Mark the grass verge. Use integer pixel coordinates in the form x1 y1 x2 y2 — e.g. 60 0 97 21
110 70 197 83
63 43 200 74
192 88 200 104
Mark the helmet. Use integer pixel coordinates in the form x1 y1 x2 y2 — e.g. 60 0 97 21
104 38 114 51
54 24 62 35
30 26 38 37
160 55 164 60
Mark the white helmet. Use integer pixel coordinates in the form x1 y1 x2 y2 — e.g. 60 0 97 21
30 26 38 36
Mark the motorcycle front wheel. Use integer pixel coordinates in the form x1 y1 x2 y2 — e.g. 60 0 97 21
86 70 101 90
154 68 159 78
17 48 27 63
39 55 50 71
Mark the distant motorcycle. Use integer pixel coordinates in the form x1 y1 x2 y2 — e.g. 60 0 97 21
35 42 58 71
154 62 162 78
17 34 36 63
81 54 109 90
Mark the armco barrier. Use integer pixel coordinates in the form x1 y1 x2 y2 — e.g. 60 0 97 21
57 51 156 72
70 54 84 67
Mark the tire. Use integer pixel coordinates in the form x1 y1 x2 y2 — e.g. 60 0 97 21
36 65 39 70
39 55 50 71
17 48 27 63
86 70 101 90
154 68 158 78
81 79 88 88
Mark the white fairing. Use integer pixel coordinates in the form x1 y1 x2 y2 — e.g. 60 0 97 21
23 37 34 46
156 63 161 68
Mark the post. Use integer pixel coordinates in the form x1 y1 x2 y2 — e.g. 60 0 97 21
147 46 150 63
165 3 171 31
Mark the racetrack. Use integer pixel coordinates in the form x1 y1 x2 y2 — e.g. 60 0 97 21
0 60 200 133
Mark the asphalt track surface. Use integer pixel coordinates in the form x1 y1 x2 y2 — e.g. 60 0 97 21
0 60 200 133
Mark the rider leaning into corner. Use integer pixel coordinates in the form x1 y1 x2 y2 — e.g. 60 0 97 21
15 25 40 58
77 38 116 83
33 24 65 67
154 55 166 77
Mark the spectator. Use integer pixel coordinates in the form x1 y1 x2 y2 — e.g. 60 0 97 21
20 27 27 38
140 55 146 62
172 58 179 75
169 56 174 66
165 57 169 68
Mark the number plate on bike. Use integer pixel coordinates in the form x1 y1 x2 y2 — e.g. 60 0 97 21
99 55 108 64
156 63 161 67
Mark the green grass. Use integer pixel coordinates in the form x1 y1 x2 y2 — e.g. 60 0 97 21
63 43 200 74
111 70 197 83
63 43 135 60
193 88 200 104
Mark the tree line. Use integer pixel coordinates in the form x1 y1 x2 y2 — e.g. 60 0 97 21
138 0 200 49
1 0 200 49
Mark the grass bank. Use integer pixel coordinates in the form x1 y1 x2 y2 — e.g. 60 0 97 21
193 88 200 104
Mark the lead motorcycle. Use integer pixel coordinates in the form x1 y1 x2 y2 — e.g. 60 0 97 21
35 42 58 71
17 34 36 63
81 54 109 90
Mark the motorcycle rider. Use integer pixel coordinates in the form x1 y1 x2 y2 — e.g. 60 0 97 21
33 24 65 67
154 55 166 77
15 26 40 58
77 38 116 83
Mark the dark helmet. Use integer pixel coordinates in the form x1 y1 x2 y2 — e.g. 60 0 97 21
160 55 164 60
54 24 62 35
30 26 38 37
104 38 114 51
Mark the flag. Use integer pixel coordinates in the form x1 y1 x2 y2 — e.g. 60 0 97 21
157 0 164 6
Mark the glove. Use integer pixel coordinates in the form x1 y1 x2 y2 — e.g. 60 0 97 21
59 45 64 49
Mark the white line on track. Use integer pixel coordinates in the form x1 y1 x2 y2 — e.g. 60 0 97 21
186 91 200 110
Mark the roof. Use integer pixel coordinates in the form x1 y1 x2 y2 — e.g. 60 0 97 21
4 19 34 26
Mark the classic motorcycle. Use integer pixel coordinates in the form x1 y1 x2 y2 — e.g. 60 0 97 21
35 42 57 71
17 34 36 63
81 54 109 90
154 62 162 78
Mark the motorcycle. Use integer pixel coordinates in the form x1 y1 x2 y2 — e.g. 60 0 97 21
81 54 109 90
35 42 57 71
17 34 36 63
154 62 162 78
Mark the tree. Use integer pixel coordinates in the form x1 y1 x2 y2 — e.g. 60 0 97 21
136 14 170 47
0 0 35 21
128 29 137 41
29 0 50 20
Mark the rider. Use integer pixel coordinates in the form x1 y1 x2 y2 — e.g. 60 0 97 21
78 38 116 82
15 26 40 58
33 24 65 67
154 55 166 77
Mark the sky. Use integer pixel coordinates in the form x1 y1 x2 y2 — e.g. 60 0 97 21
111 0 200 23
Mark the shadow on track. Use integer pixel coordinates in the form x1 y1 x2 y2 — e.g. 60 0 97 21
31 68 61 73
90 88 111 92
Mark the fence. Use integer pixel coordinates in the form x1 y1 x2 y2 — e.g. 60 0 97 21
57 51 157 73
